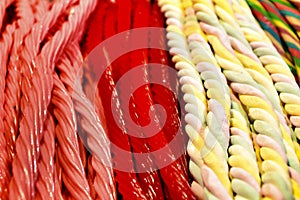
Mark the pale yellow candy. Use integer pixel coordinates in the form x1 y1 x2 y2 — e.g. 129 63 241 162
229 144 256 162
221 21 250 48
253 47 279 57
231 179 260 200
262 172 293 199
285 104 300 116
280 93 300 104
236 52 272 81
175 61 197 71
245 69 280 106
189 160 203 184
248 108 278 129
291 179 300 199
185 103 206 122
165 10 183 21
228 155 260 183
167 25 184 36
230 109 248 127
230 118 248 134
178 69 200 81
262 160 290 186
173 55 194 65
158 0 181 7
260 147 288 171
203 188 219 200
223 70 255 86
202 151 231 191
260 55 288 67
161 4 182 14
196 12 222 29
194 3 215 17
215 55 244 72
265 64 294 78
186 124 204 150
239 95 276 118
207 35 241 65
191 47 216 65
182 84 205 100
187 141 204 167
230 135 254 157
235 196 249 200
253 120 284 150
275 82 300 97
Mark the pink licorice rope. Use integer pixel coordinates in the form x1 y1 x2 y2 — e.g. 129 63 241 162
35 113 57 200
4 0 35 164
0 23 15 200
9 0 97 199
57 43 116 200
52 72 92 200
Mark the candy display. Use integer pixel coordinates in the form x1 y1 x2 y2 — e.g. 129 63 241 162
1 0 300 199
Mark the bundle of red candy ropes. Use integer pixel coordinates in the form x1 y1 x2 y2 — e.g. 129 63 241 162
2 0 300 199
0 0 194 199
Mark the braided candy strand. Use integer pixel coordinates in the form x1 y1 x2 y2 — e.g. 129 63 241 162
237 0 300 168
10 0 97 198
4 0 35 164
195 0 295 198
246 0 297 77
58 43 116 200
184 1 235 198
269 0 300 38
0 23 15 200
187 1 261 199
160 1 208 198
160 0 234 198
234 0 300 196
258 0 300 83
35 113 57 200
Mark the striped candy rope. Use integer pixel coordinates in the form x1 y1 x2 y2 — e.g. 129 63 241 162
184 1 235 198
161 0 234 198
269 0 300 38
193 1 262 199
195 0 297 198
248 0 300 83
246 0 296 78
232 0 300 198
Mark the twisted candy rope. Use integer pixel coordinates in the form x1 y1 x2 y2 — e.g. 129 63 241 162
10 0 97 199
195 0 295 198
183 1 234 198
233 0 300 197
191 1 260 199
52 71 92 200
35 113 57 200
58 43 116 200
160 0 234 198
269 0 300 38
258 0 300 83
160 1 208 198
246 0 296 76
4 0 35 163
236 0 300 166
0 21 15 200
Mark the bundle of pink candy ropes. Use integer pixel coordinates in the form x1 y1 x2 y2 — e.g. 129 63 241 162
0 0 195 199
